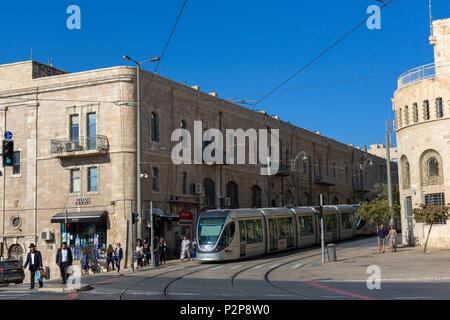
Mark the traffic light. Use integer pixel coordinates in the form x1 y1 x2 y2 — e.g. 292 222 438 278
132 213 139 224
2 140 14 167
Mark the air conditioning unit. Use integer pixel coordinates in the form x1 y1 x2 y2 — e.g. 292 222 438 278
224 197 231 207
41 230 54 241
195 183 203 194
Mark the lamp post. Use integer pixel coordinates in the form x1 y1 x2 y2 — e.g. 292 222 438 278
122 55 160 241
290 151 310 206
359 158 374 202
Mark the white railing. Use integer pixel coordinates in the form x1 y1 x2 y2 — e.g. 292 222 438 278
398 63 436 88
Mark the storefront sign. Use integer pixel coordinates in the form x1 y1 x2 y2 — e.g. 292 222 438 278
75 197 91 206
179 210 193 221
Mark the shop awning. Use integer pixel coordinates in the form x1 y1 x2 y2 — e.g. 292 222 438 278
51 211 107 223
145 208 175 219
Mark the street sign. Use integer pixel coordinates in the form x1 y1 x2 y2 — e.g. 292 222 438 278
4 131 12 140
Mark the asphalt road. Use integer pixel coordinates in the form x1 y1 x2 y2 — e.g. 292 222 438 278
2 237 450 300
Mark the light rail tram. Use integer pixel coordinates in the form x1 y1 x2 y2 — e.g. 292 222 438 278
196 205 359 262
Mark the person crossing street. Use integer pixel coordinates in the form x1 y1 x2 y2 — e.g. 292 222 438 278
23 243 44 289
56 242 73 285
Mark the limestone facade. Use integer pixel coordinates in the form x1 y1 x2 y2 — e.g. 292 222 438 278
394 18 450 249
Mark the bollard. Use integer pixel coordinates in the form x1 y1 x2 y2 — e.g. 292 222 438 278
326 244 337 262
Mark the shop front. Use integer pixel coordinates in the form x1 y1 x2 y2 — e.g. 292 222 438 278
178 209 194 239
51 211 107 260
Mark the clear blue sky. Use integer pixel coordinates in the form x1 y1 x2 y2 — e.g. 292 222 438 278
1 0 449 147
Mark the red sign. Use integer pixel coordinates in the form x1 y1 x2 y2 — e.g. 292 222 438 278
179 210 193 221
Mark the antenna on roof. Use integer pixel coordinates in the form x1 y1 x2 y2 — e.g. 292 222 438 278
429 0 437 45
48 57 53 67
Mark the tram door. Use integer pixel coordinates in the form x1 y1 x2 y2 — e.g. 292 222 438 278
268 219 278 251
286 217 295 248
325 214 339 241
239 221 247 257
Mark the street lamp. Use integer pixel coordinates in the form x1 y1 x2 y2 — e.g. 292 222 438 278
290 151 310 206
122 55 160 269
358 158 374 202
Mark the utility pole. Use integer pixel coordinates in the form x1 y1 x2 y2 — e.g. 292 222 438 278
64 209 68 244
130 209 135 272
150 201 155 269
320 194 325 264
386 121 394 225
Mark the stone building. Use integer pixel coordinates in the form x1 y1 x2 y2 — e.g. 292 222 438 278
394 18 450 248
368 144 398 163
0 59 396 278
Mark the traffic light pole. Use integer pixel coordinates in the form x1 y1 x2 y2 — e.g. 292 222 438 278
64 209 68 244
130 210 135 273
150 201 155 269
320 194 325 264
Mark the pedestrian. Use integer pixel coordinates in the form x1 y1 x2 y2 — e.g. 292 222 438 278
114 243 123 272
388 225 398 252
106 244 115 271
158 238 167 265
191 238 198 260
56 242 73 285
23 243 44 289
80 249 89 275
135 239 144 271
180 236 191 262
377 224 387 253
143 239 150 266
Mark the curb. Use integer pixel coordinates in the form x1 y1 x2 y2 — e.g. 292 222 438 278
37 284 93 293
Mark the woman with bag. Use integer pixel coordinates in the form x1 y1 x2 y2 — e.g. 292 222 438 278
135 239 144 271
106 244 115 272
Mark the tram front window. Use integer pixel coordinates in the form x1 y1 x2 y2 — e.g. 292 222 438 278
198 217 227 245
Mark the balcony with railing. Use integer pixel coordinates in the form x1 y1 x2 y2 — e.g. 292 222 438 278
314 174 336 186
398 63 436 89
50 135 109 158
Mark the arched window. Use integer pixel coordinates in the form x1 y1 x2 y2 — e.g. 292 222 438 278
302 192 311 206
150 112 160 142
180 119 187 129
332 196 339 205
203 178 215 207
421 150 444 186
401 156 411 190
8 244 24 262
226 181 239 209
251 185 262 208
346 198 351 204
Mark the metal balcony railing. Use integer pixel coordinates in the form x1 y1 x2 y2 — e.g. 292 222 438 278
398 63 436 88
50 135 109 155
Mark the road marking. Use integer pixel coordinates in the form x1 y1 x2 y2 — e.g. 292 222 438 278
269 264 280 269
230 265 244 270
191 265 209 270
253 264 268 269
292 263 304 269
168 266 185 271
305 280 378 301
210 265 224 271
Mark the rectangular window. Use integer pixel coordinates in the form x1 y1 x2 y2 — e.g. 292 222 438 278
70 169 81 193
88 167 98 192
70 115 79 143
13 151 20 175
424 100 430 120
182 172 188 195
398 108 402 127
152 167 160 192
413 103 419 123
404 106 409 125
436 97 444 118
332 161 337 177
87 113 97 150
340 212 354 230
425 193 447 224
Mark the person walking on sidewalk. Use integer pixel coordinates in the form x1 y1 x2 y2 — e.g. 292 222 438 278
80 249 89 275
135 239 144 271
114 243 123 273
56 242 73 284
191 238 198 260
23 243 44 289
388 225 398 252
377 224 387 253
143 239 150 267
106 244 115 271
180 236 191 262
158 238 167 265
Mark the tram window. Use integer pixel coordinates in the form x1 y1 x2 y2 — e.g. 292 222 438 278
299 216 314 235
254 220 263 242
341 212 354 230
246 220 256 243
278 218 287 239
324 214 337 232
198 217 227 245
239 221 246 242
218 222 236 247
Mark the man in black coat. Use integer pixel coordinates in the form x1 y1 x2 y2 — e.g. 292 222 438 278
23 243 44 289
56 242 73 284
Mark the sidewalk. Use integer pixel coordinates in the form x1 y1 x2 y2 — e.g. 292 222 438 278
277 239 450 283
